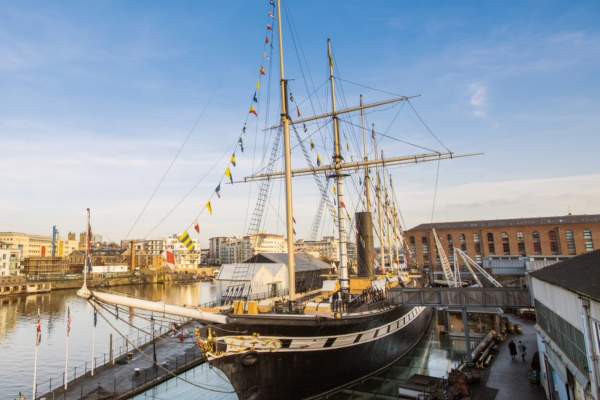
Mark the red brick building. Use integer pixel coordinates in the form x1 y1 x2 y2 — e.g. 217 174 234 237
405 214 600 268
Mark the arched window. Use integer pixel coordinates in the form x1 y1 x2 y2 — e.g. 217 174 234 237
548 230 559 255
487 232 495 255
516 232 526 255
459 233 467 251
584 229 594 252
532 231 542 255
565 230 576 255
501 232 510 255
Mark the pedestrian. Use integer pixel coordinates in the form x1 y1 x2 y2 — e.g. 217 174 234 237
518 340 527 362
508 339 517 360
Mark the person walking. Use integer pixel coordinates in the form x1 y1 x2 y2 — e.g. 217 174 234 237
518 340 527 362
509 339 517 360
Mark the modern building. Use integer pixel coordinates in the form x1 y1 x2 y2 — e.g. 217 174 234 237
0 232 53 258
530 250 600 400
210 234 287 264
296 236 340 262
406 214 600 268
0 242 19 277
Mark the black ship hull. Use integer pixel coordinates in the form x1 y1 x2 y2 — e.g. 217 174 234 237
209 305 433 400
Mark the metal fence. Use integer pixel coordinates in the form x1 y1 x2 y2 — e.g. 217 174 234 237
35 323 173 399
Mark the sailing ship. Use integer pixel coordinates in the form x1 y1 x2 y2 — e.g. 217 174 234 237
78 1 476 398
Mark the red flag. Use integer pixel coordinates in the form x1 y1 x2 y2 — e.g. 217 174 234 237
249 105 258 116
194 223 200 234
166 249 175 265
36 311 42 346
259 66 266 75
66 306 72 336
340 200 347 209
265 36 270 45
266 24 273 31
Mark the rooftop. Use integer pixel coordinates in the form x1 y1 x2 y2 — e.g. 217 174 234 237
408 214 600 231
245 252 332 272
530 250 600 302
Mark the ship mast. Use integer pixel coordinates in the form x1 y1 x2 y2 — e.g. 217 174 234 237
276 0 296 299
327 39 349 295
360 94 372 213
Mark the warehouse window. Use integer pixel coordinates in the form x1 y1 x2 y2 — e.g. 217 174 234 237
584 229 594 252
548 230 559 255
487 232 495 255
447 234 454 262
473 233 481 254
565 230 576 255
516 232 526 255
459 233 467 251
532 231 542 255
501 232 510 255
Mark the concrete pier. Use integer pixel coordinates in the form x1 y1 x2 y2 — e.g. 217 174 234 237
37 322 206 400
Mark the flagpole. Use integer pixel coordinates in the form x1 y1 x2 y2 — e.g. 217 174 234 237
83 208 91 290
91 305 96 376
32 308 40 400
64 306 70 390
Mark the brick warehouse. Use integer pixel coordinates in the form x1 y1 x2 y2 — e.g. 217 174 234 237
405 214 600 268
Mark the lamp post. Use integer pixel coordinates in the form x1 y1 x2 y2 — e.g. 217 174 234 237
151 313 157 367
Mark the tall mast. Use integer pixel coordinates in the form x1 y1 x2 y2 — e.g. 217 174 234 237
360 94 372 213
373 125 386 270
83 208 90 289
327 39 349 295
276 0 296 299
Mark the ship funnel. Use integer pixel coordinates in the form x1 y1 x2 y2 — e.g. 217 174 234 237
355 211 375 277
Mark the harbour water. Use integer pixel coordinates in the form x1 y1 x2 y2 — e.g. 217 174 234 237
0 282 219 399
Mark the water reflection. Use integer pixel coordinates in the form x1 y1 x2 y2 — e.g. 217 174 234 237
0 282 217 399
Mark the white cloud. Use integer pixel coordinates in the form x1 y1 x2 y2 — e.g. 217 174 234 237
399 173 600 228
468 82 488 117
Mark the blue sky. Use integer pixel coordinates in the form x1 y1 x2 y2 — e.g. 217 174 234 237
1 1 599 245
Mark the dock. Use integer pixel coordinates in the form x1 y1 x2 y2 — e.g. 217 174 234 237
37 322 206 400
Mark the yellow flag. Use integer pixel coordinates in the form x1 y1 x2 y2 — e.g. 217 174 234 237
225 167 233 184
256 81 261 91
206 201 213 215
230 153 237 167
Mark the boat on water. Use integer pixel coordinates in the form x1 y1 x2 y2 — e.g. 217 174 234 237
77 0 476 398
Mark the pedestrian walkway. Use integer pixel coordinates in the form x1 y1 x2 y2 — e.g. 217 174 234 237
485 315 546 400
37 323 206 400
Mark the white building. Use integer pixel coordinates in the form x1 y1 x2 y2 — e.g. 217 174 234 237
530 250 600 400
210 234 286 264
296 236 340 262
0 241 20 276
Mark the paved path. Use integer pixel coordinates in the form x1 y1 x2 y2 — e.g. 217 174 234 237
38 323 205 400
485 315 546 400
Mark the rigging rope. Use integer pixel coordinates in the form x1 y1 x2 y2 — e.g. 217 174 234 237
90 299 236 394
125 95 215 240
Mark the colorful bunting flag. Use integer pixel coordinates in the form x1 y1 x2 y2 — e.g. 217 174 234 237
249 105 258 116
252 91 258 103
316 154 322 167
289 92 295 102
206 201 213 215
225 167 233 184
242 123 247 134
340 200 347 209
215 184 221 198
178 231 195 251
259 66 266 75
296 105 301 117
230 153 237 167
310 140 315 150
194 222 200 234
238 137 244 153
303 123 307 133
266 24 272 31
265 36 270 45
268 11 274 18
256 81 261 91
